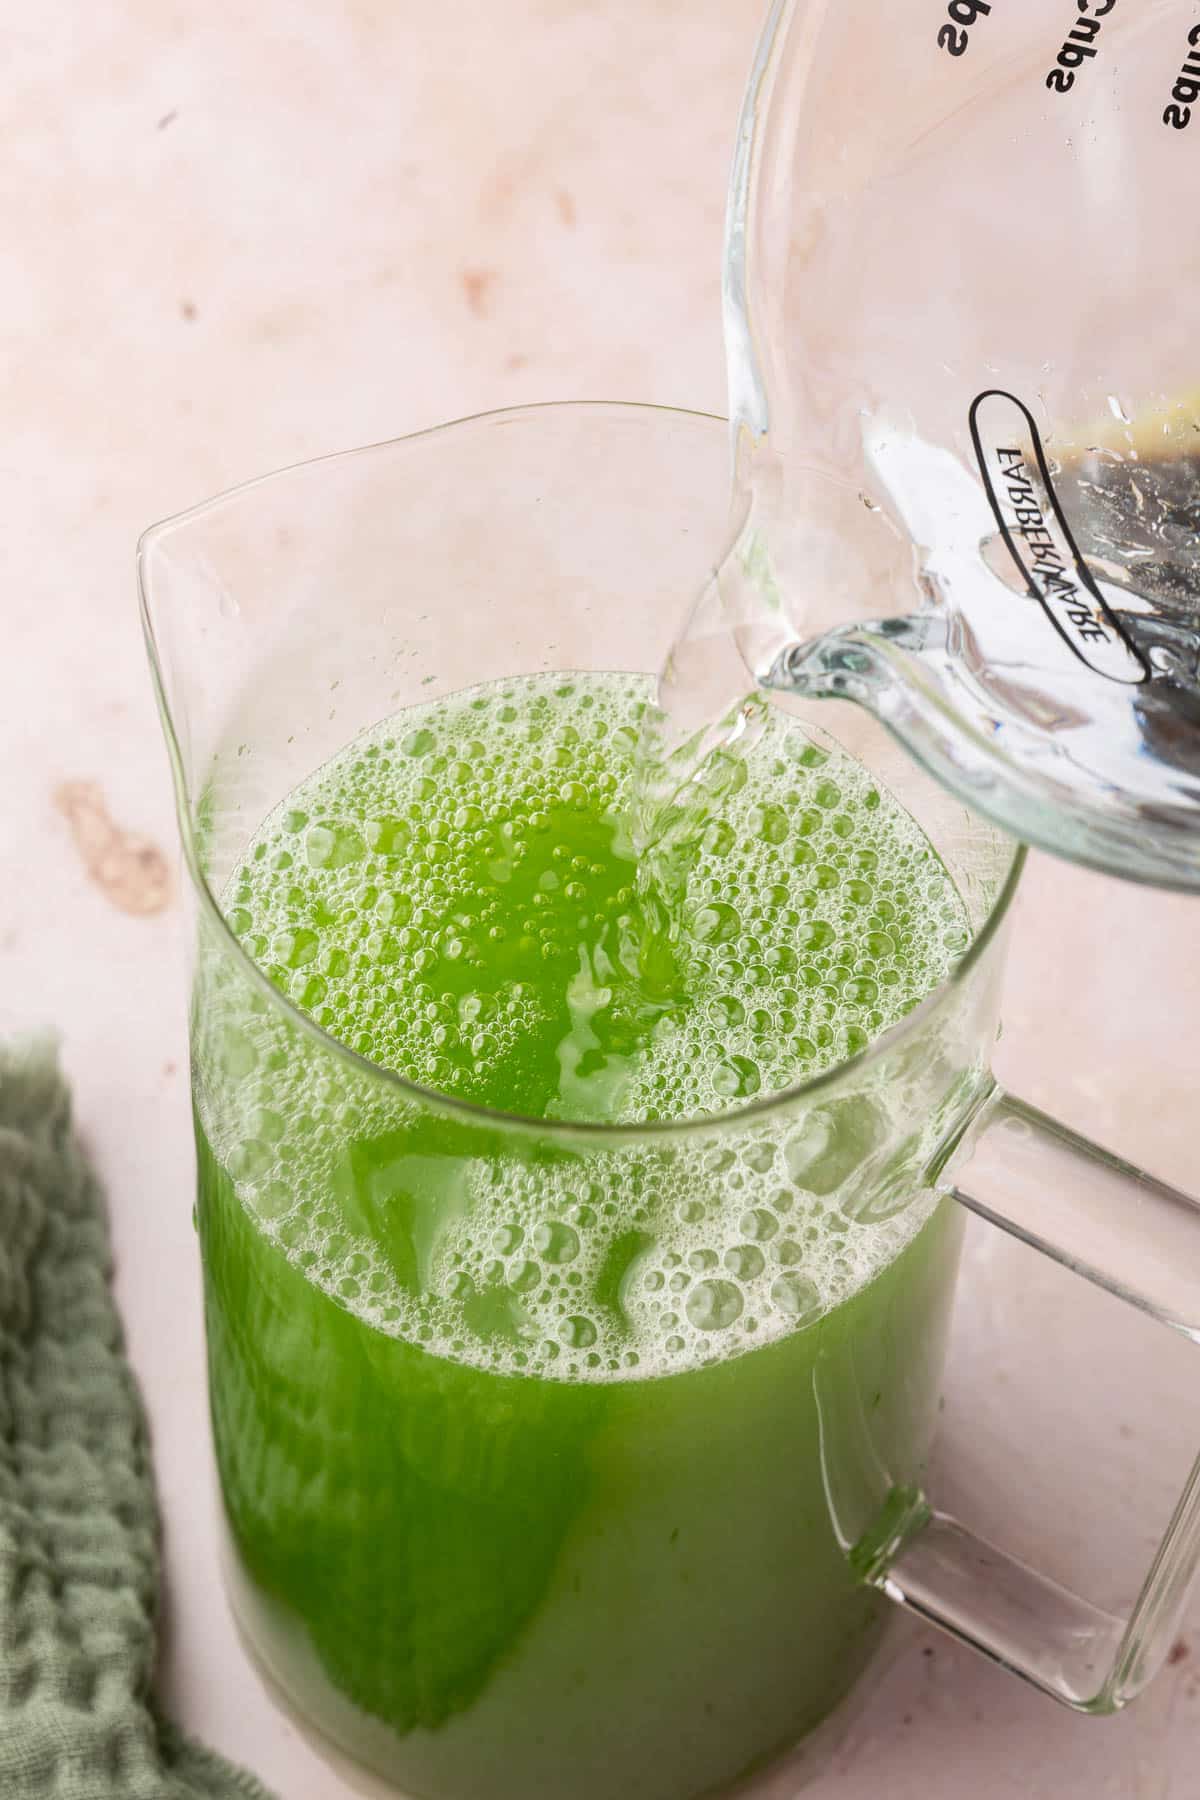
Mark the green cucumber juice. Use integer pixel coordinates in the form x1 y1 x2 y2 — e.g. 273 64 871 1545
195 672 967 1799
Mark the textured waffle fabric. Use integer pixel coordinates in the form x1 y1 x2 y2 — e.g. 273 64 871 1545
0 1045 272 1798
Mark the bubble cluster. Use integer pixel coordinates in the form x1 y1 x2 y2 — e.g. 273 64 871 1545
224 676 685 1118
204 671 969 1383
362 1119 935 1380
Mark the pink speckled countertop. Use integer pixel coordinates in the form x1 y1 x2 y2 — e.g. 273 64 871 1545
1 4 1197 1796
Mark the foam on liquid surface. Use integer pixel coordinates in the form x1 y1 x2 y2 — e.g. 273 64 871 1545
206 673 969 1382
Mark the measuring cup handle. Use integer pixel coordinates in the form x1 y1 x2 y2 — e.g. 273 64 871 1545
819 1089 1200 1712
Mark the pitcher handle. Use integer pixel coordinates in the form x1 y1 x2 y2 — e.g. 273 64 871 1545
817 1089 1200 1712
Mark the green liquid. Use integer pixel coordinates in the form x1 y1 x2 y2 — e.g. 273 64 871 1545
196 673 967 1799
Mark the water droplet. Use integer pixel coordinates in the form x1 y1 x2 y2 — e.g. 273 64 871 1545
365 816 411 856
712 1056 761 1100
274 926 320 968
686 1279 744 1332
693 902 741 944
749 803 789 845
771 1272 822 1323
533 1220 580 1264
740 1207 779 1242
724 1243 765 1281
703 820 734 857
296 972 327 1011
306 823 365 870
229 1139 272 1182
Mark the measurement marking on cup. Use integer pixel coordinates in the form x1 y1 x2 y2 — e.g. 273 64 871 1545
1163 22 1200 130
1045 0 1117 96
936 0 995 60
969 389 1148 686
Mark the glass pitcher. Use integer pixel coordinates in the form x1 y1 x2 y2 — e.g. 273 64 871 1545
140 403 1200 1800
712 0 1200 890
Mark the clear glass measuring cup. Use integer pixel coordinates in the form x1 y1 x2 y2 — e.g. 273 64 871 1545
140 404 1200 1799
713 0 1200 889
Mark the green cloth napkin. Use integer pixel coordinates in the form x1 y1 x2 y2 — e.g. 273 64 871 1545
0 1044 274 1798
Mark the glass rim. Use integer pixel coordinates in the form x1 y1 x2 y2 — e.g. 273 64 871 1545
139 398 1026 1146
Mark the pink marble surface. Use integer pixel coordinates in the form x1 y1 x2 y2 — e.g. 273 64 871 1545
1 4 1197 1795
